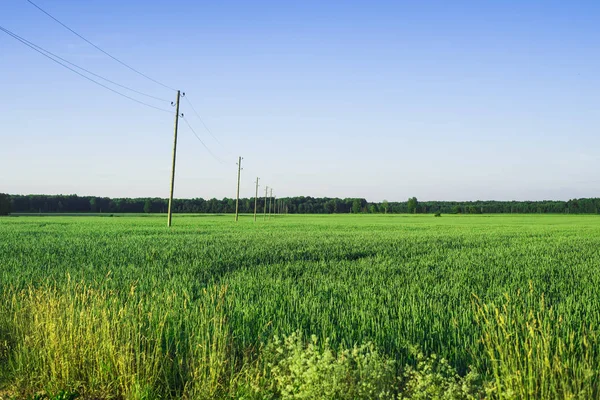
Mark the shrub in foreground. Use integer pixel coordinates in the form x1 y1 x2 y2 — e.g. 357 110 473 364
255 332 395 399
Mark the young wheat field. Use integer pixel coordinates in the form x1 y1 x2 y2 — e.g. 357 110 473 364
1 214 599 399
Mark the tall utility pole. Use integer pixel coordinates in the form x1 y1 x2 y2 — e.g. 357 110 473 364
235 156 243 222
263 186 268 221
269 188 273 220
167 90 181 228
254 177 259 222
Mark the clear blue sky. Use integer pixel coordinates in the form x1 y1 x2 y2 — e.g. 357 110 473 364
1 1 598 202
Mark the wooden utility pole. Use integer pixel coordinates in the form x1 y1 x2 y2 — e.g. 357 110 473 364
269 188 273 220
254 177 259 222
167 90 181 227
264 186 268 221
235 156 243 222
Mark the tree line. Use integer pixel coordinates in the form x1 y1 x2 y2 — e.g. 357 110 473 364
1 194 599 215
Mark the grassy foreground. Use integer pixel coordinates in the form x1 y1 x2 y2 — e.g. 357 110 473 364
1 214 599 399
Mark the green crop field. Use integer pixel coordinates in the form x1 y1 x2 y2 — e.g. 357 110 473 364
1 214 600 399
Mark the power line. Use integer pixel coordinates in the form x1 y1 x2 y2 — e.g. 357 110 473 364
183 95 222 146
181 116 226 164
26 0 177 92
2 26 169 103
0 25 172 113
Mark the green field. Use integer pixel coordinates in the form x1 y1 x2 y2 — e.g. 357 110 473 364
1 214 600 399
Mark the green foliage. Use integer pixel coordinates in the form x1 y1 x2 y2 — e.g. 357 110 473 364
382 199 389 214
28 390 79 400
237 333 486 399
407 197 418 214
89 197 97 213
399 349 485 399
143 199 152 213
7 193 600 214
0 193 11 215
466 206 480 214
434 212 442 217
352 199 362 214
259 332 396 399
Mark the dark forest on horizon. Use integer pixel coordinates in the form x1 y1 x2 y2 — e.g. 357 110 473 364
1 193 599 215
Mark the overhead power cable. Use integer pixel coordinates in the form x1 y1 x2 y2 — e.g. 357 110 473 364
181 116 226 164
0 25 172 113
26 0 177 92
183 95 222 146
2 26 169 103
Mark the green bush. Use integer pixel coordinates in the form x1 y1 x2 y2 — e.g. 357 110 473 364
244 331 396 399
399 348 485 399
235 332 487 399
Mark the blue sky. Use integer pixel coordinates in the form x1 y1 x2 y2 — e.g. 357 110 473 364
1 1 599 201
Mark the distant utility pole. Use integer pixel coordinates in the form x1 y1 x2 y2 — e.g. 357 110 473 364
235 156 243 222
264 186 268 221
254 177 259 222
269 188 273 220
167 90 181 228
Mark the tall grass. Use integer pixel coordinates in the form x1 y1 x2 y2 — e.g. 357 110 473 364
1 279 233 399
1 214 600 397
474 286 598 399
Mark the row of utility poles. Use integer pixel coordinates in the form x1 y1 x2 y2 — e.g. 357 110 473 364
235 155 285 222
166 90 284 227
